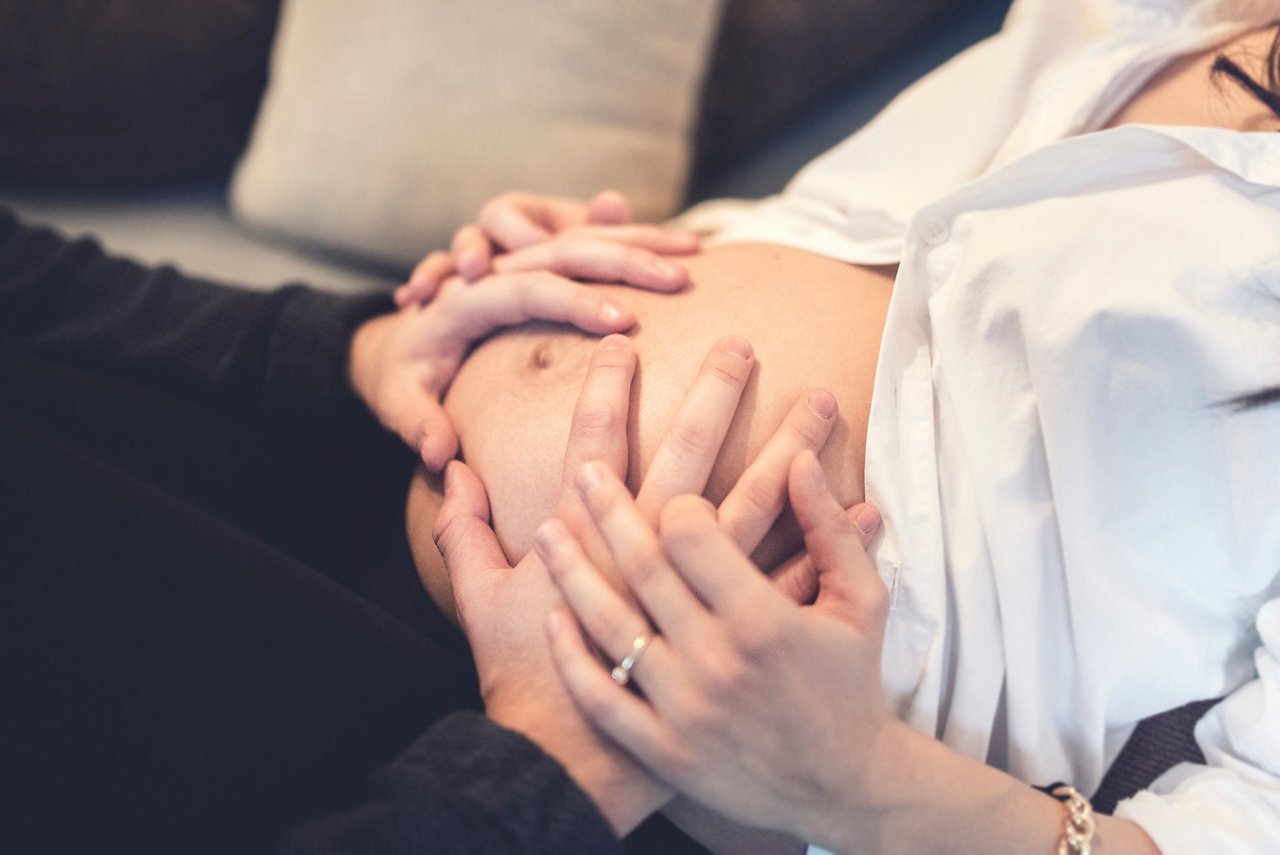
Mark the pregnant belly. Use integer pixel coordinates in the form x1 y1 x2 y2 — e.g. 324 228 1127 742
408 243 893 600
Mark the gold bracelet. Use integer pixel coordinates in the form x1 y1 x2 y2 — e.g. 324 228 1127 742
1051 785 1096 855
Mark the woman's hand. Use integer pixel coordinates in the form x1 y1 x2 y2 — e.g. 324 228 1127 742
350 267 648 469
395 190 698 306
539 450 901 848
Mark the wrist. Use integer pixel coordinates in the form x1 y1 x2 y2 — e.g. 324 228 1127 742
813 721 1062 855
488 696 671 836
815 725 1161 855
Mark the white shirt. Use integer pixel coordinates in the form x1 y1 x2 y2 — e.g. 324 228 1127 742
685 1 1280 851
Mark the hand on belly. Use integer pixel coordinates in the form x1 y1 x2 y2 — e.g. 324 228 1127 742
407 243 893 610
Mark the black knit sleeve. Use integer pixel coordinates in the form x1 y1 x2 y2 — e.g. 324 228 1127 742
279 712 623 854
0 205 392 434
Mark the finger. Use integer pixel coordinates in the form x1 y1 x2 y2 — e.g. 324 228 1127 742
788 452 888 626
548 335 636 573
767 554 819 605
433 460 511 585
560 335 637 485
573 462 708 643
585 189 631 225
717 388 838 554
452 225 493 281
409 400 461 472
400 251 456 305
492 239 688 292
443 270 637 339
555 224 700 256
536 519 676 700
382 371 460 471
659 494 777 616
546 607 677 778
849 502 883 547
634 337 754 521
478 193 555 250
765 503 880 605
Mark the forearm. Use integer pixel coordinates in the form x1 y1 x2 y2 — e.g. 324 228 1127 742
816 721 1159 855
0 206 390 433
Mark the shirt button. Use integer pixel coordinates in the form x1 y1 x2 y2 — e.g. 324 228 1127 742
919 216 949 246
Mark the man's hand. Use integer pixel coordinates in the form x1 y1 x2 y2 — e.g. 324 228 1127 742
431 334 773 834
395 190 698 307
431 335 665 834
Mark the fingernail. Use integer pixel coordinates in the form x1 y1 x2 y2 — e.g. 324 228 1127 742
807 389 836 420
654 260 682 278
533 520 563 557
854 504 882 537
600 334 631 350
723 336 752 360
600 300 629 324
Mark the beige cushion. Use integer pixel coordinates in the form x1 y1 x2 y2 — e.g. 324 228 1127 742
231 0 724 270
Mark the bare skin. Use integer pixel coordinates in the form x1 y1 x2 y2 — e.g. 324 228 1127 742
407 244 894 617
391 25 1279 853
1103 26 1280 132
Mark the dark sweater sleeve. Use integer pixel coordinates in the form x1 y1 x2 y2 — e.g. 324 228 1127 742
0 205 393 434
279 712 623 855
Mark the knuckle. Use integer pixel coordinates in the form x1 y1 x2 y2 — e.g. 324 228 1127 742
707 357 747 389
700 654 746 703
431 513 462 555
572 286 601 315
786 411 830 449
572 401 623 439
861 578 891 624
623 543 668 590
659 496 714 544
512 273 546 311
736 472 784 520
735 614 784 658
677 696 721 746
669 419 718 459
621 246 650 268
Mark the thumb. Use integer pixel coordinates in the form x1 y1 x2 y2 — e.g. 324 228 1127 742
787 452 886 625
767 501 881 604
403 398 459 472
433 461 512 596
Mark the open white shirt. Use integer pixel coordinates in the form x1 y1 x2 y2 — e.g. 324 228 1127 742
686 0 1280 850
